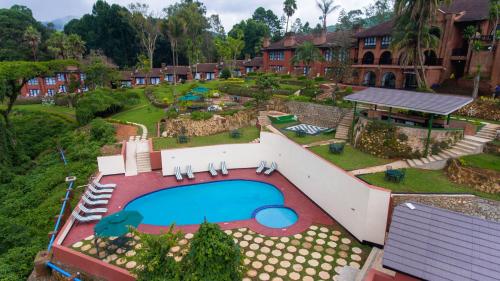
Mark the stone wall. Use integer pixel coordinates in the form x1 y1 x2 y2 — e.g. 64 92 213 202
390 194 500 223
266 98 349 128
485 142 500 156
161 109 257 137
445 159 500 194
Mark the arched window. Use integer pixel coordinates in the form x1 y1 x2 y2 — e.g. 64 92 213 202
379 51 393 65
382 72 396 88
363 71 376 87
424 50 438 65
362 52 375 65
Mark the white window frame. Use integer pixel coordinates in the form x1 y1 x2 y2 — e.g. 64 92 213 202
364 37 376 47
29 89 40 97
45 77 56 85
28 78 39 86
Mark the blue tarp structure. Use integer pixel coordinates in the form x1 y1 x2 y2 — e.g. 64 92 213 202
191 87 210 94
178 93 203 101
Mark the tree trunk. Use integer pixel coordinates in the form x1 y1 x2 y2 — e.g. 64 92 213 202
416 30 428 89
472 65 481 99
285 16 289 33
171 41 177 86
149 48 154 69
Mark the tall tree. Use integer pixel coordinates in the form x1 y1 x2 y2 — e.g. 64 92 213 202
336 9 365 31
490 0 499 48
46 31 67 59
23 25 41 61
208 14 225 36
364 0 395 26
229 19 270 58
317 0 340 32
128 3 161 69
64 34 86 59
164 13 186 85
215 32 244 76
283 0 297 33
81 51 118 90
292 41 324 76
252 7 282 39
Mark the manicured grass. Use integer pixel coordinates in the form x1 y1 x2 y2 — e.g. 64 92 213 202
360 168 500 201
111 104 164 137
460 153 500 172
274 122 336 145
152 81 222 101
12 104 76 122
310 145 393 171
153 126 260 150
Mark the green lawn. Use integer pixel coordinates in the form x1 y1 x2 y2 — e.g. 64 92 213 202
310 145 393 171
274 122 336 145
153 126 260 150
111 104 164 137
151 80 223 101
12 104 76 122
360 168 500 201
460 153 500 172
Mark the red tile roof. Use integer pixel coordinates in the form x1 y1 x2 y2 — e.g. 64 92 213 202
263 31 354 50
193 63 218 73
164 66 190 75
244 57 264 67
441 0 491 22
354 20 395 38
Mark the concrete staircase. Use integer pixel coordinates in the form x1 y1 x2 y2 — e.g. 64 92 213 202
125 137 151 176
335 109 354 140
406 124 499 169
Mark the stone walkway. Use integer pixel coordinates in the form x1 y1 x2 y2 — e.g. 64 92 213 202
349 160 409 176
302 139 342 148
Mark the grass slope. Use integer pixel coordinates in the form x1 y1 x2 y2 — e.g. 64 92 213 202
460 153 500 172
310 145 393 171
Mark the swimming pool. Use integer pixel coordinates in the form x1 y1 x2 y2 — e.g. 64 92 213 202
124 180 298 227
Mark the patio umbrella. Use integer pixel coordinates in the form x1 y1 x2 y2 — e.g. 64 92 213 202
94 210 143 238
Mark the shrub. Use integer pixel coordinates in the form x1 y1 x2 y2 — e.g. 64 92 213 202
357 121 414 158
219 68 231 79
181 222 243 281
344 86 353 94
314 77 325 82
287 95 312 102
132 227 182 281
190 111 213 121
297 76 307 80
89 118 115 144
230 129 241 138
166 108 179 119
220 109 239 116
13 96 43 105
301 87 322 98
281 74 292 79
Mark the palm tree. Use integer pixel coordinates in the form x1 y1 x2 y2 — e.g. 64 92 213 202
23 26 41 61
64 34 86 59
316 0 340 32
283 0 297 33
165 15 186 85
292 41 324 77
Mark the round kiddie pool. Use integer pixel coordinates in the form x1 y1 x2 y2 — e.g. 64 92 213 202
253 206 298 228
124 179 298 228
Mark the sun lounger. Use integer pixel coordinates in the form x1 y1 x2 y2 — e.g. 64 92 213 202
85 190 112 200
175 166 183 181
82 194 108 206
208 163 218 177
186 165 195 180
88 184 114 194
72 210 102 223
92 180 117 189
264 162 277 175
256 161 266 174
78 203 107 214
221 161 229 176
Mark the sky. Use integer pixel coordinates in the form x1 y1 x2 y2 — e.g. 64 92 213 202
1 0 374 31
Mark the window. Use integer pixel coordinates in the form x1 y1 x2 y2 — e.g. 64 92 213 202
47 89 55 96
324 50 333 61
58 85 66 93
381 36 392 47
121 81 132 87
56 73 66 82
45 77 56 85
80 73 86 82
270 65 284 72
135 78 145 85
269 51 285 61
165 75 174 82
194 73 201 80
206 73 215 80
28 78 39 86
150 77 160 85
82 86 89 92
246 67 253 73
29 89 40 97
364 37 376 48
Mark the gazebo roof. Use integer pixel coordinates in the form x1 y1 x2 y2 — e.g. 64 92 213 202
344 88 473 115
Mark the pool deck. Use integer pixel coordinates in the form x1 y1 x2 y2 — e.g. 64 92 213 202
62 168 334 247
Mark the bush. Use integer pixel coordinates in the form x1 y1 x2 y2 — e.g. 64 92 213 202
181 222 243 281
190 111 213 121
145 88 169 108
287 95 312 102
344 86 353 94
301 87 323 98
230 129 241 138
314 77 325 82
13 96 43 105
219 68 231 79
220 109 239 116
357 121 414 158
166 108 179 119
281 74 292 79
89 118 115 143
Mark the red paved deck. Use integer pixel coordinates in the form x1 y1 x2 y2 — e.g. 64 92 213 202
62 168 334 247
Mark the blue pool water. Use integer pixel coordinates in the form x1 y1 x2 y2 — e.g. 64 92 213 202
124 180 293 226
254 207 298 228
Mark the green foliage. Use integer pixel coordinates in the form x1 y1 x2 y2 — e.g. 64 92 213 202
344 86 353 94
301 87 323 98
190 111 213 121
287 95 312 102
357 120 415 158
89 118 116 143
81 51 119 90
220 68 232 79
314 76 325 82
75 89 139 125
166 108 179 119
181 222 243 281
228 19 270 58
291 41 324 72
133 227 182 281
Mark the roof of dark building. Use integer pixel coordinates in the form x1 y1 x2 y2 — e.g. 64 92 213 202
263 31 354 50
384 202 500 281
244 57 263 67
441 0 491 22
133 68 163 77
354 20 395 38
164 66 190 75
119 71 133 81
193 63 218 73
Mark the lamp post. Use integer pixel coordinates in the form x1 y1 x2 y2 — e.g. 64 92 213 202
424 114 435 157
350 102 358 144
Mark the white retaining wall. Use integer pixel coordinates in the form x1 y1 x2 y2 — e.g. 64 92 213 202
97 155 126 175
160 132 390 245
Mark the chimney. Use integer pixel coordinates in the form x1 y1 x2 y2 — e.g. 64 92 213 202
263 37 271 48
313 30 327 45
283 32 296 47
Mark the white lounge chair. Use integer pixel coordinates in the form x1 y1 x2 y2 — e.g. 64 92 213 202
264 162 277 175
72 210 102 223
175 166 183 181
221 161 229 176
92 180 117 189
78 203 107 214
208 163 218 177
88 184 114 194
82 194 108 206
85 190 112 200
186 165 195 180
256 161 266 174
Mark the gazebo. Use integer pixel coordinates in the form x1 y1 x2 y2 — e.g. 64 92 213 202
344 88 474 156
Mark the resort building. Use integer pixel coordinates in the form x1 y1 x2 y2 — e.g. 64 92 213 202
352 0 500 93
243 56 264 73
20 66 87 97
192 63 219 80
261 31 355 77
